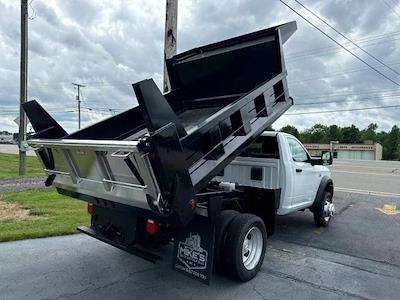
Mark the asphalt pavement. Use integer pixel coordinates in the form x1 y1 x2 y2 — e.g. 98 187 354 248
1 191 399 300
329 159 400 196
0 144 36 156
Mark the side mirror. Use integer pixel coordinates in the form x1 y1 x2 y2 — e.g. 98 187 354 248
321 151 333 165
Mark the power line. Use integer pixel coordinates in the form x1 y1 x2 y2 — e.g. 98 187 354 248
286 37 400 62
279 0 400 87
286 35 400 61
295 87 400 99
295 95 400 106
382 0 400 18
292 0 400 76
288 30 400 57
2 32 399 89
71 93 400 114
387 0 400 11
0 109 76 114
287 104 400 115
290 61 400 84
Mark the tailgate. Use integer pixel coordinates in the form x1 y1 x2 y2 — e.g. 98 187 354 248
29 138 161 210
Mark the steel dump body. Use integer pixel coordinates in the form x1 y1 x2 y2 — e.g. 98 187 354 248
25 21 296 225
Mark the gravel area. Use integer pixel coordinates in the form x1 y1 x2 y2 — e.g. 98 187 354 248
0 177 47 191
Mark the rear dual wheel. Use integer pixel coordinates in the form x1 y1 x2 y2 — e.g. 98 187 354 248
215 212 267 282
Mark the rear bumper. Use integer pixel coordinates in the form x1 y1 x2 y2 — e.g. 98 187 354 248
78 226 162 263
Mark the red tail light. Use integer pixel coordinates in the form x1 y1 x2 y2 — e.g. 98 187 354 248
87 203 94 215
146 219 158 235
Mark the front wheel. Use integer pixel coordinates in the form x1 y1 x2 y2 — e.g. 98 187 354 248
313 191 335 227
222 214 267 282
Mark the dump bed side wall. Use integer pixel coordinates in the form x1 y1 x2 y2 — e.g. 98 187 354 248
167 36 282 101
166 22 296 110
65 106 146 140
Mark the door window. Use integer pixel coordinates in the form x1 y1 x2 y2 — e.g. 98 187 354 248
287 138 308 162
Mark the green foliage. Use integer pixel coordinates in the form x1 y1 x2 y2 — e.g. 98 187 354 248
0 188 88 242
279 123 400 160
0 154 44 178
341 125 361 143
280 125 299 138
303 124 329 143
361 123 378 142
327 125 342 142
383 125 400 160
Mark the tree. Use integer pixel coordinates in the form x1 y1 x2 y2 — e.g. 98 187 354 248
280 125 299 138
327 125 342 142
361 123 378 142
341 125 361 143
384 125 400 160
301 124 329 143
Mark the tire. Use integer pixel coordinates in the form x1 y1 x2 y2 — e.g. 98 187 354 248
214 210 239 272
313 191 334 227
222 213 267 282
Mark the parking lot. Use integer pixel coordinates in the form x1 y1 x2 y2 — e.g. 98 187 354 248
1 159 399 299
0 144 35 156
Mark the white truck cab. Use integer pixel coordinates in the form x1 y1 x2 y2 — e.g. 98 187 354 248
217 131 335 226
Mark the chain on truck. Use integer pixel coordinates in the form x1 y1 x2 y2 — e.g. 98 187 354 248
23 21 335 284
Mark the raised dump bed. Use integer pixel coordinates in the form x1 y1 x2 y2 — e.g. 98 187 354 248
24 21 296 226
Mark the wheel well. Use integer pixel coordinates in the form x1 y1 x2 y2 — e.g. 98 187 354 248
310 178 333 212
326 182 334 196
239 188 279 237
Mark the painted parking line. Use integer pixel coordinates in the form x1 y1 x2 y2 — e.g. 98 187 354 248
336 187 400 198
331 165 400 171
331 170 400 177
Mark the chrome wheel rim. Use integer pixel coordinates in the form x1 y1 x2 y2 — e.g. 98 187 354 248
242 226 263 270
323 196 335 222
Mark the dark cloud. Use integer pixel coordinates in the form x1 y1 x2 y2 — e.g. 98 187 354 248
0 0 399 133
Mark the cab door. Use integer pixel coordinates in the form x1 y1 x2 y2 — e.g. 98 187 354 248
286 137 316 207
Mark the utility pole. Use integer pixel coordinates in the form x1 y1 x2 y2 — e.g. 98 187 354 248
72 83 85 129
163 0 178 93
18 0 28 176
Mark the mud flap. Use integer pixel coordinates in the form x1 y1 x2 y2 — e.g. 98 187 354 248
172 215 215 284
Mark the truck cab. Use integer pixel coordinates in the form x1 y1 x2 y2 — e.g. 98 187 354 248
217 131 334 220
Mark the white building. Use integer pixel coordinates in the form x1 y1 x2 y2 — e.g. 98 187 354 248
304 142 383 160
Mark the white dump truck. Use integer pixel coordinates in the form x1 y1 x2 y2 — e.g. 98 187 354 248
23 21 334 284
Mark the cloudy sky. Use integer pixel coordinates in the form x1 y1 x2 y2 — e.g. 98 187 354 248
1 0 399 134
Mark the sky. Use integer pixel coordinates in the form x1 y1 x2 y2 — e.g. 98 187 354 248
0 0 399 134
